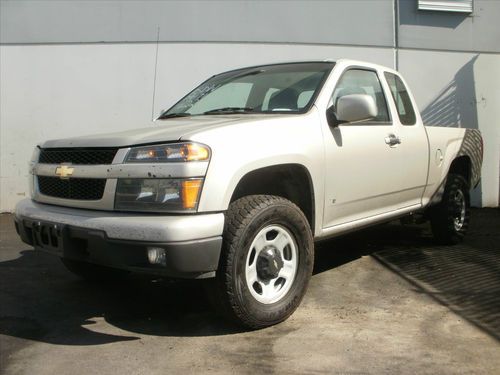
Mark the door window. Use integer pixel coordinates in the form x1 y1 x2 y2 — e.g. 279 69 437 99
331 69 390 123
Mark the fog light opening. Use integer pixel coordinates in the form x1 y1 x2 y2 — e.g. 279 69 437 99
147 247 166 266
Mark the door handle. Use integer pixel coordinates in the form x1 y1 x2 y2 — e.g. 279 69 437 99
385 134 401 146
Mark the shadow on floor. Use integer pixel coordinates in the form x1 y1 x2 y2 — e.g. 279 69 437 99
372 210 500 342
0 209 498 347
314 208 500 342
0 246 245 346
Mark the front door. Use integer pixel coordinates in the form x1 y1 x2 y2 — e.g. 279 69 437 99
322 68 425 228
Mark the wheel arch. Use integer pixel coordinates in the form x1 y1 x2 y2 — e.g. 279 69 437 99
448 155 472 188
229 163 316 232
427 155 472 208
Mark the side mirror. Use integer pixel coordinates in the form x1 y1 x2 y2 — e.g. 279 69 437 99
328 94 378 126
326 105 340 127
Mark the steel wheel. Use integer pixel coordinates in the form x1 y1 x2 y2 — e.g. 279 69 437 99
245 225 298 304
430 173 470 245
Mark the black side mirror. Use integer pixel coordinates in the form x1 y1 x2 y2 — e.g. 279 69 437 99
326 105 339 128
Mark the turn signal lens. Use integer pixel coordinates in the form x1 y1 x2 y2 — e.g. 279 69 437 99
181 179 203 209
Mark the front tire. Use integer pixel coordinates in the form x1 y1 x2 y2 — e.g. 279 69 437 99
429 174 470 245
213 195 314 329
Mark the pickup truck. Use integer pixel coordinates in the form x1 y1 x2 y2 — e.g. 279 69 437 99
14 59 482 329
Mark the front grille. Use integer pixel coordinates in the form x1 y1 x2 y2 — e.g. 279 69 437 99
38 176 106 200
38 148 118 165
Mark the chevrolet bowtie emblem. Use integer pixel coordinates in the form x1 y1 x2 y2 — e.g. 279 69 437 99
55 165 74 179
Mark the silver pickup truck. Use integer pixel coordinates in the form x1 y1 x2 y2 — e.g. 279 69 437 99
14 59 482 328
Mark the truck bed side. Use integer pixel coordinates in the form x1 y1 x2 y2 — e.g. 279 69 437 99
422 126 482 207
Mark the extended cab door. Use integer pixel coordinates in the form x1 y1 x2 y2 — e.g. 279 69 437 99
322 67 428 229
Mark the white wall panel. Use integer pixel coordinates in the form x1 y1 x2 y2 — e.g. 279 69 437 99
153 43 395 116
0 43 156 211
399 49 500 207
399 0 500 53
0 0 394 47
1 42 498 210
0 42 394 212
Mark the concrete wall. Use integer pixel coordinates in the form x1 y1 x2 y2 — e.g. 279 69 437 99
398 0 500 53
398 50 500 207
0 42 394 211
396 0 500 207
0 0 395 46
1 0 499 211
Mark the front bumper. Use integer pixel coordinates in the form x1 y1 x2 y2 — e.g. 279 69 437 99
14 199 224 278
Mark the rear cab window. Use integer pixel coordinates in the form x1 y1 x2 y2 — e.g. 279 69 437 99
384 72 416 125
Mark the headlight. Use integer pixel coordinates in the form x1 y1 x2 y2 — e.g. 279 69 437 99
125 142 210 163
115 178 203 212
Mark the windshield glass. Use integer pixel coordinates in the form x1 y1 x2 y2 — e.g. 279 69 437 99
160 62 334 118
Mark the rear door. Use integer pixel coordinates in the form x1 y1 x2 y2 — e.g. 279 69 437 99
383 71 428 208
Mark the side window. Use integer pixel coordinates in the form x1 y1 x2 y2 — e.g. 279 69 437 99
384 72 416 125
331 69 390 123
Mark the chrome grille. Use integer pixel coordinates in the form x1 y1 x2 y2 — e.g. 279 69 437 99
38 148 118 165
38 176 106 200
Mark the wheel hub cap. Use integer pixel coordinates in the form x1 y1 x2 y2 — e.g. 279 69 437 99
257 247 284 280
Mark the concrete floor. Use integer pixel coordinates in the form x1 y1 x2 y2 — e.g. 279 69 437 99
1 209 499 374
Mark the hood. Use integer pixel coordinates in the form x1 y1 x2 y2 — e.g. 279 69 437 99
41 115 275 148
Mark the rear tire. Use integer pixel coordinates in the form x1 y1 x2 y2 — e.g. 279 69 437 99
429 174 470 245
61 258 129 281
211 195 314 329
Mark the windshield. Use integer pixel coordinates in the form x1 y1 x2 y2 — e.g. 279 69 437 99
160 62 334 118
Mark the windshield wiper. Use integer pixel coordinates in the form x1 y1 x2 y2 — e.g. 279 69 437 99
157 112 192 120
203 107 254 115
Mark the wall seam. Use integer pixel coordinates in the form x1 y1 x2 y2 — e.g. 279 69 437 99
1 41 498 56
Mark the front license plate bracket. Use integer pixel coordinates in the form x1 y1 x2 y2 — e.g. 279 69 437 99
31 221 65 254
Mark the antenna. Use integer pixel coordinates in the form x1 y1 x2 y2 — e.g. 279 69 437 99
151 26 160 121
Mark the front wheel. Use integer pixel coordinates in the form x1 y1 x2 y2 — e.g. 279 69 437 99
212 195 314 329
429 174 470 245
